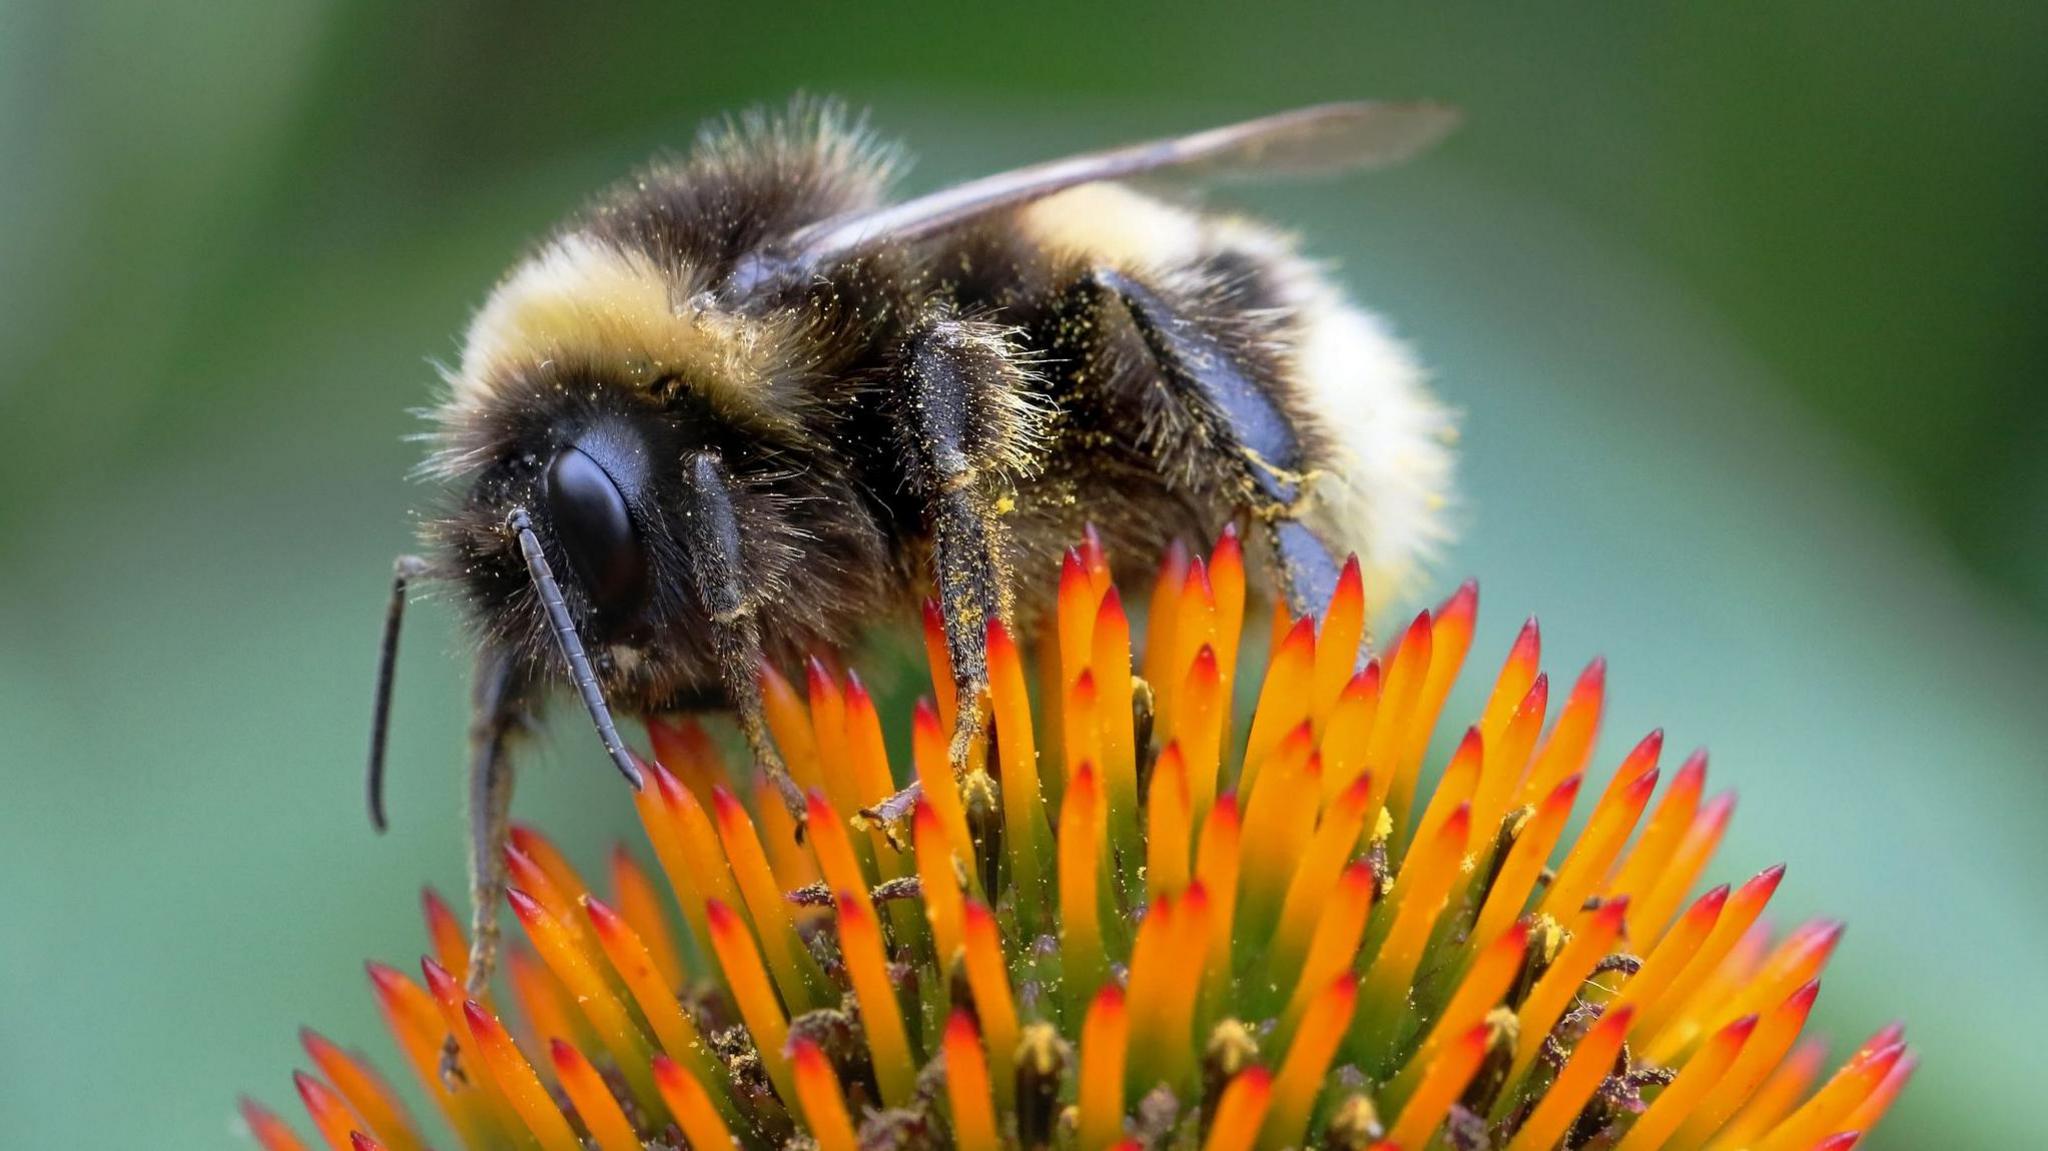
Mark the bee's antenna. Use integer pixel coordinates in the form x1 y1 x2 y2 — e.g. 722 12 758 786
368 554 430 832
506 507 645 791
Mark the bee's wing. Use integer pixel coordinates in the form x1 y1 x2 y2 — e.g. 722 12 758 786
756 102 1457 280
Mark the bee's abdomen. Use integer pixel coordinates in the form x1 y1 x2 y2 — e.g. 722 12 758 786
1011 182 1456 599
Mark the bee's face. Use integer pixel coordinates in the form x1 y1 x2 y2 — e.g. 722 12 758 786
427 362 896 712
431 377 723 704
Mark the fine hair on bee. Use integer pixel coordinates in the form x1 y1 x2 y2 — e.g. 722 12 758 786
364 96 1461 1013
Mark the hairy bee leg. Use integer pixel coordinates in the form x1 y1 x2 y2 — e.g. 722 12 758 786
1267 518 1346 624
463 648 535 994
717 623 803 822
442 645 541 1082
1077 267 1345 620
893 316 1041 773
932 484 1000 773
679 452 804 823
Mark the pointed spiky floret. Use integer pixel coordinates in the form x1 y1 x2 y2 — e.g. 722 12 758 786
245 535 1910 1150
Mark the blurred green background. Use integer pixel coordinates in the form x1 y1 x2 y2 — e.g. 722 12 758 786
3 2 2044 1147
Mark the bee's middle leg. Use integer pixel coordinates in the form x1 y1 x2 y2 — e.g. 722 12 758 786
887 313 1045 775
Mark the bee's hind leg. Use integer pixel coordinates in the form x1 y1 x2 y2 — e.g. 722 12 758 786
1071 266 1345 622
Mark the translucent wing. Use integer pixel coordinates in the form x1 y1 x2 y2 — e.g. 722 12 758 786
725 101 1457 293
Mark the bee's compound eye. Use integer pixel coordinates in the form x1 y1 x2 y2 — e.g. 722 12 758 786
545 446 648 625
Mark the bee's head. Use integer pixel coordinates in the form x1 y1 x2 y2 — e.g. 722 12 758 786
366 232 891 821
429 364 799 703
390 354 884 803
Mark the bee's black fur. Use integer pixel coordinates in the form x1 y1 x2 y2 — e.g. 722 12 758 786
583 102 903 286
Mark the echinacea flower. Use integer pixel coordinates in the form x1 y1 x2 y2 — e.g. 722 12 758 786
241 531 1913 1151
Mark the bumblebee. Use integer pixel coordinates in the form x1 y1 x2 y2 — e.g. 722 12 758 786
368 99 1458 996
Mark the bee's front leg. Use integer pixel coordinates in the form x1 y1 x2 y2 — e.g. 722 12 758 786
442 644 542 1083
889 313 1047 775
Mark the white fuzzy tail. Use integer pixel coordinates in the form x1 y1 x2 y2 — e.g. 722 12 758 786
1295 295 1458 604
